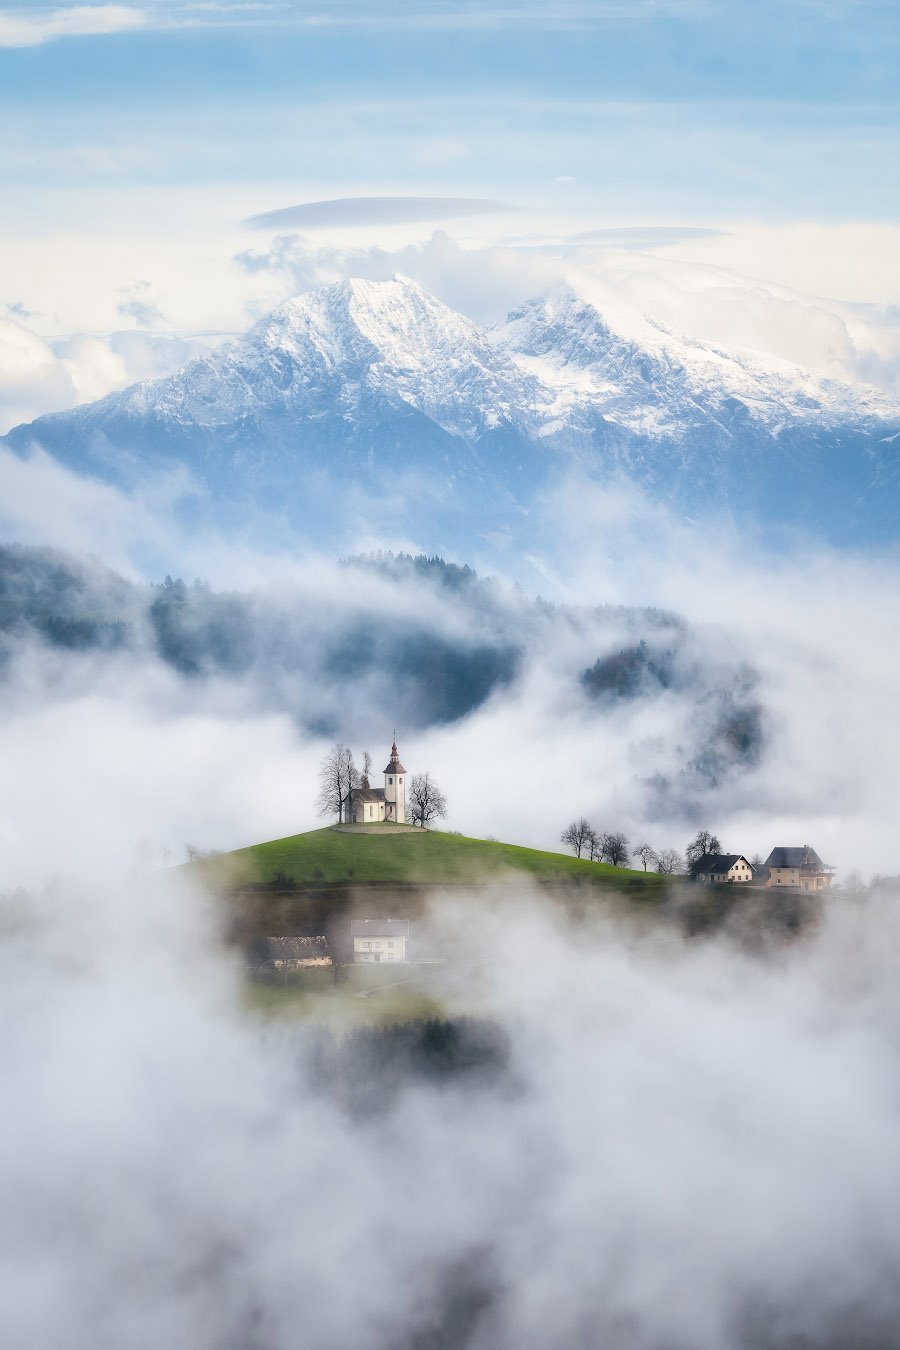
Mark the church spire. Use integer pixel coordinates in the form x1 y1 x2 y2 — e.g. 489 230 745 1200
383 737 406 775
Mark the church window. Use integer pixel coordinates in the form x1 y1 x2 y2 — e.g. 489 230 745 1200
388 777 393 784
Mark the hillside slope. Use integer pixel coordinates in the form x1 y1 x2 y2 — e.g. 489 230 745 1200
204 826 665 892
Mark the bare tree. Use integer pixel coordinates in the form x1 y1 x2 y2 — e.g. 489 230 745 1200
316 743 359 823
632 841 657 872
561 817 594 858
655 847 685 875
407 771 448 828
685 829 722 871
184 844 221 863
360 750 372 789
601 831 630 866
587 827 602 862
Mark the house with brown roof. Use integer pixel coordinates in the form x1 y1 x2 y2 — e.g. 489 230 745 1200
764 846 835 891
264 936 332 970
346 739 408 824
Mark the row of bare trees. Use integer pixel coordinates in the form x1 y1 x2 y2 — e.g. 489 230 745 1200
560 822 726 875
559 819 631 866
316 743 359 823
316 743 447 828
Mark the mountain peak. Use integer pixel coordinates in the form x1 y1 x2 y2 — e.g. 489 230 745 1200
271 274 445 326
252 275 486 378
4 276 898 549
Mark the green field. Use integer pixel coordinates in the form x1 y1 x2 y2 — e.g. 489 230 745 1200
204 824 664 892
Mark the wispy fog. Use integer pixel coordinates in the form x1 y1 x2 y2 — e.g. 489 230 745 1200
0 318 221 435
0 451 898 885
2 873 900 1349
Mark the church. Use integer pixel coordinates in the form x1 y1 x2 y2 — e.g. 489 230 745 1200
346 739 408 824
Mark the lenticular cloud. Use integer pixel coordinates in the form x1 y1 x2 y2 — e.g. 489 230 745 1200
245 196 513 229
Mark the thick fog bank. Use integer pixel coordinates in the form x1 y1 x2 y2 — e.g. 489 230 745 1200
0 543 764 885
2 877 900 1350
2 530 898 884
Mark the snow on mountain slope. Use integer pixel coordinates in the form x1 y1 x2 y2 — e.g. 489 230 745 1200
105 277 545 444
495 287 898 441
4 277 899 546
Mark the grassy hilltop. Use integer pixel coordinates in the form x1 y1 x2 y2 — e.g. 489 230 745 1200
191 827 667 1026
204 824 663 892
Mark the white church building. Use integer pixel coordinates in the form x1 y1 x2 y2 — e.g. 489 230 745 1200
346 740 407 824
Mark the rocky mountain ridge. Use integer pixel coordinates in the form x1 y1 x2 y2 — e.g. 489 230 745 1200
5 277 898 546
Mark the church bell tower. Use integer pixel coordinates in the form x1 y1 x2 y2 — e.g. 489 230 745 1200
383 738 407 823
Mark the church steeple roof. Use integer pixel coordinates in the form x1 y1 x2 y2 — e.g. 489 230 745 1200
383 739 406 775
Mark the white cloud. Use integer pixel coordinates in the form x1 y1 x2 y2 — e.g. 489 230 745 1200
2 205 900 389
0 675 313 882
233 228 563 326
0 444 331 584
2 862 900 1347
1 444 898 879
246 196 515 230
0 318 78 431
515 473 900 872
0 314 221 434
563 245 900 394
0 0 690 51
0 5 147 46
232 227 900 392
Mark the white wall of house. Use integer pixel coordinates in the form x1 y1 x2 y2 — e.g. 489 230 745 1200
696 858 753 884
769 866 801 887
353 935 407 963
350 796 386 824
766 867 832 891
725 860 752 882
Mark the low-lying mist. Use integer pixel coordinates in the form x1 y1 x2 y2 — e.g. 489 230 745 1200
3 873 900 1350
0 541 768 886
1 450 899 884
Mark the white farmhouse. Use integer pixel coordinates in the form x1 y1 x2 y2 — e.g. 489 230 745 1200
350 918 410 964
346 739 408 824
691 853 755 884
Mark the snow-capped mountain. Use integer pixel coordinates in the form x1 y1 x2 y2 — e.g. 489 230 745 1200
499 288 894 441
111 278 545 443
5 277 899 546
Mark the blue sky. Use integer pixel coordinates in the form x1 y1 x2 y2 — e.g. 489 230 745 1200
2 0 900 421
1 0 899 219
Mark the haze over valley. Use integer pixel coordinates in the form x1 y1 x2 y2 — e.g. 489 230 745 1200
2 3 900 1348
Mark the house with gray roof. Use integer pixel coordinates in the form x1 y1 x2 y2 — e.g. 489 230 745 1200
691 853 755 885
764 847 835 891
